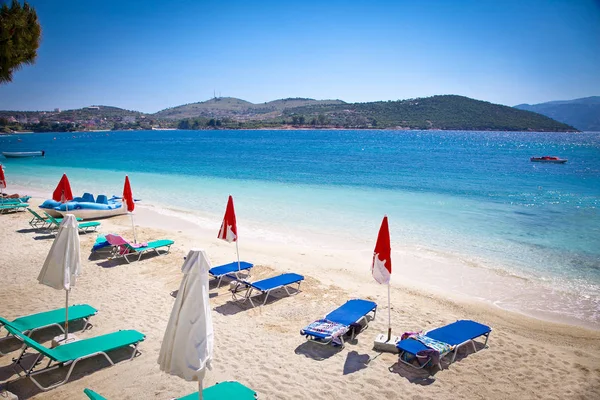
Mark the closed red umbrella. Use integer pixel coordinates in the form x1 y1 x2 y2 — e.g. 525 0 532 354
123 176 135 212
123 175 137 243
53 174 73 203
0 164 6 195
218 195 241 271
217 195 237 243
53 174 74 211
372 215 393 340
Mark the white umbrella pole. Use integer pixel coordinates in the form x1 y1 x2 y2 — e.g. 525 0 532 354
131 213 137 243
198 380 203 400
387 281 391 341
65 289 69 341
235 240 241 272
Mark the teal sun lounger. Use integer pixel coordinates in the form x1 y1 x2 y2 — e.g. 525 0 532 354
4 324 145 391
0 304 97 355
301 299 377 347
230 273 304 307
105 234 174 263
43 211 100 233
0 202 28 214
27 208 82 229
396 319 491 371
83 381 258 400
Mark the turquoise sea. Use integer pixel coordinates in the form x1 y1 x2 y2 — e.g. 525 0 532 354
1 130 599 326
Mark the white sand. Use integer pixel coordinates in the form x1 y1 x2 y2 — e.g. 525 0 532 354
1 197 599 400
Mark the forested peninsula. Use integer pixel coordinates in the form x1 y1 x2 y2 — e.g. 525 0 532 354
1 95 577 133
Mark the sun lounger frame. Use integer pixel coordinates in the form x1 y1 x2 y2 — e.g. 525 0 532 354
0 203 28 214
109 240 174 263
27 208 82 230
5 327 144 391
397 320 491 371
301 299 377 348
43 212 100 233
209 261 254 287
0 305 97 356
230 273 304 307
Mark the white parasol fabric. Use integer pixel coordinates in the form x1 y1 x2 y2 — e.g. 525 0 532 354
38 214 81 290
37 214 81 340
158 249 214 389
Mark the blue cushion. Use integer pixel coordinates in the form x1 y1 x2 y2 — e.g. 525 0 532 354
396 338 430 354
251 273 304 291
427 320 491 346
326 299 377 326
209 261 253 277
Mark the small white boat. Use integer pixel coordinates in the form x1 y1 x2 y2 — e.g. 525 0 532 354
2 150 45 158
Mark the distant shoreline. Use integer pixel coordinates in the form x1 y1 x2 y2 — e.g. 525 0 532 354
0 127 581 134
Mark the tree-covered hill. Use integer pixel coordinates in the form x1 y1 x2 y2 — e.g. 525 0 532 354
0 95 578 132
279 95 577 131
153 97 345 120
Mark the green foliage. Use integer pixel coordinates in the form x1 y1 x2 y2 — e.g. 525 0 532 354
280 95 577 131
0 0 41 83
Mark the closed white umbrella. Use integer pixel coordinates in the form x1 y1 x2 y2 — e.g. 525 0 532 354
158 249 214 400
37 214 81 341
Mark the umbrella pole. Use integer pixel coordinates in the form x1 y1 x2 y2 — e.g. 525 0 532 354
65 290 69 341
131 213 137 243
235 240 241 272
387 281 391 341
198 380 203 400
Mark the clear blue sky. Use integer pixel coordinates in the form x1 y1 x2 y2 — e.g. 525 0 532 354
1 0 599 113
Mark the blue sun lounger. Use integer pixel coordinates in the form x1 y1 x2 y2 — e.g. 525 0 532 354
209 261 254 287
396 319 491 371
230 272 304 307
301 299 377 347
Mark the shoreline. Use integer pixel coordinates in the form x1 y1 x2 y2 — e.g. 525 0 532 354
11 183 599 331
1 194 599 399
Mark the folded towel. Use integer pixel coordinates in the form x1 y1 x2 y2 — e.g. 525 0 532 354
302 319 349 345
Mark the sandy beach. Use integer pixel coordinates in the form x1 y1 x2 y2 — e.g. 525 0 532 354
1 196 600 400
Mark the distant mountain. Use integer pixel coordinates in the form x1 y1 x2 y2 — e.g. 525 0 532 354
154 97 346 120
515 96 600 131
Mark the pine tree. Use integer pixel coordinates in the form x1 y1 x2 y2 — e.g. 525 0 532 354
0 0 41 84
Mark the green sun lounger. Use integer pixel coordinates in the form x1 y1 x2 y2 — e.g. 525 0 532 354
43 211 101 233
27 208 82 229
0 203 28 214
0 304 97 356
5 324 145 391
83 381 257 400
106 234 174 263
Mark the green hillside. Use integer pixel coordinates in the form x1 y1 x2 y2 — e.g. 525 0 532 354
153 97 345 120
0 95 577 132
277 95 577 131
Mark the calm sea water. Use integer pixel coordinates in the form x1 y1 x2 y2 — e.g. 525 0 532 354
2 130 599 323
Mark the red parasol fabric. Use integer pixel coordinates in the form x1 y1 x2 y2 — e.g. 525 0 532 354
217 195 237 243
0 164 6 189
123 175 135 212
372 215 392 284
52 174 73 203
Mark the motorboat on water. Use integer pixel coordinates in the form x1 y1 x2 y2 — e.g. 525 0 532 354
530 156 567 164
2 150 45 158
39 193 136 220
